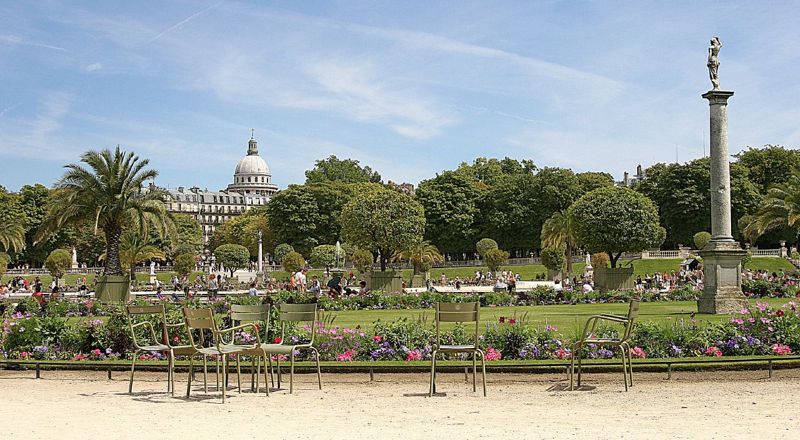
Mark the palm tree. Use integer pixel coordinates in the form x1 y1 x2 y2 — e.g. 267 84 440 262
0 219 25 253
100 230 166 281
541 211 577 275
740 171 800 242
38 146 170 276
391 240 444 275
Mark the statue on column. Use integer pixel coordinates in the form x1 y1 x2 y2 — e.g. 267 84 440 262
707 36 722 90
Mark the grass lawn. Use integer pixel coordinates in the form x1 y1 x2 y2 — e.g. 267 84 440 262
320 298 793 337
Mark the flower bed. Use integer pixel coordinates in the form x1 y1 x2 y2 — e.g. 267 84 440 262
2 296 798 363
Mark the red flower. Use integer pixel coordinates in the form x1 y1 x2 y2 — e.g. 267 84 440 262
499 316 506 323
273 337 282 344
373 335 382 342
775 309 785 317
254 324 261 331
508 319 516 325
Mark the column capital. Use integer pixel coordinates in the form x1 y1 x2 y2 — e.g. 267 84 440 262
702 90 734 104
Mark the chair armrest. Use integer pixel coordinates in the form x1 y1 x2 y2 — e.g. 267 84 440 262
596 314 629 324
217 323 261 346
131 321 160 346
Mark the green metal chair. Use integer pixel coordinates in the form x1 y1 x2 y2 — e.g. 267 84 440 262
570 300 641 391
263 303 322 393
229 303 273 395
126 304 198 396
429 301 486 397
182 307 258 403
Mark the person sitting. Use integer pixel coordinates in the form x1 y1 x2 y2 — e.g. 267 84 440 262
327 274 342 298
183 285 193 300
309 276 321 296
553 279 563 292
493 278 507 292
358 280 370 295
582 281 594 293
155 286 165 302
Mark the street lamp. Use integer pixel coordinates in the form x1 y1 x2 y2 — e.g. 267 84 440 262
257 230 263 274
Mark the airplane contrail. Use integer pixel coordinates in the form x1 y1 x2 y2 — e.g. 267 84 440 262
148 2 222 43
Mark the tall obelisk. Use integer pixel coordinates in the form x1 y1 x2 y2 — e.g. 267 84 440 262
698 36 748 314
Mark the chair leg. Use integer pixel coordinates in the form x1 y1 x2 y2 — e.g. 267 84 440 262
263 354 270 396
222 355 227 403
620 346 628 392
624 343 634 387
429 350 437 397
128 350 139 394
169 352 176 396
479 349 487 397
202 355 208 393
576 343 584 387
569 344 576 391
187 355 194 397
472 351 477 392
236 354 242 394
251 357 257 392
276 358 282 390
289 351 295 394
312 347 322 390
268 356 275 388
215 356 220 391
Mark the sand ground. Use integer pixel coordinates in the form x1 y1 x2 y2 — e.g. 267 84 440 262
2 368 799 439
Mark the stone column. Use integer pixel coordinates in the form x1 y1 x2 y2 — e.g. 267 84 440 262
257 231 263 274
698 90 748 314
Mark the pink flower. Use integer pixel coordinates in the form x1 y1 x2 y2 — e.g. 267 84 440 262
731 318 744 325
771 344 792 355
554 348 571 359
335 350 356 362
704 346 722 357
372 335 382 342
761 317 772 325
405 350 422 361
631 346 647 359
756 301 769 312
739 308 750 315
545 325 558 332
20 351 29 359
484 347 502 361
73 353 87 361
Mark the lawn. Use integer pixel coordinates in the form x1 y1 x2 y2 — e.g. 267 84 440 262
320 298 793 337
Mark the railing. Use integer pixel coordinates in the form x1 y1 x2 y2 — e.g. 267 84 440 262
752 249 781 257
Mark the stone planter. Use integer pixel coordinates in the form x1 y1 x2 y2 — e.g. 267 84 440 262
594 266 634 291
95 274 131 303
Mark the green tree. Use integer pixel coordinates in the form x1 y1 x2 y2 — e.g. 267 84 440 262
214 244 250 278
577 171 615 194
0 188 25 253
305 155 382 184
635 158 760 247
569 187 666 268
282 251 305 274
265 185 321 254
416 171 482 254
208 211 272 257
739 170 800 242
44 249 72 287
735 145 800 194
340 187 425 271
0 252 9 278
273 243 294 264
483 248 510 273
173 252 196 280
38 147 171 276
72 222 106 267
170 214 203 256
102 230 166 281
693 231 712 250
476 238 499 257
309 244 345 270
540 246 566 273
391 241 444 275
540 211 577 275
455 157 536 186
351 248 374 274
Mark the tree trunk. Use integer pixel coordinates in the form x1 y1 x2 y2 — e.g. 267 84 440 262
103 225 123 275
380 248 388 272
608 251 622 268
129 264 136 282
565 244 573 275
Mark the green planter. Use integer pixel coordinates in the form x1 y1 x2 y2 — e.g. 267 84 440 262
95 274 131 303
369 271 403 293
594 266 635 291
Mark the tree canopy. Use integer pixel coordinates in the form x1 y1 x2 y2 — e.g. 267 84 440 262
305 155 382 184
214 244 250 277
735 145 800 194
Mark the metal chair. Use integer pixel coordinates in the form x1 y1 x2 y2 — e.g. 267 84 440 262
182 307 258 403
263 303 322 393
429 301 486 397
229 303 273 395
570 300 641 391
126 304 198 396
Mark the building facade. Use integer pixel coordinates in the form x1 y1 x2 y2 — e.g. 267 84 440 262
155 135 279 244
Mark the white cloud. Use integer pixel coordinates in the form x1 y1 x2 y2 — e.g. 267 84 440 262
83 62 102 72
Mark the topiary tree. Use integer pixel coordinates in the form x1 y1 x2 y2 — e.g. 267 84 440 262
476 238 499 258
45 249 72 287
340 187 425 271
540 246 566 273
282 251 305 274
273 243 294 264
569 187 666 268
173 252 196 281
309 244 344 270
214 244 250 278
693 231 712 250
352 248 374 274
591 252 609 269
484 248 510 273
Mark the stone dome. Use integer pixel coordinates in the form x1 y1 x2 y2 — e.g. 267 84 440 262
235 154 270 175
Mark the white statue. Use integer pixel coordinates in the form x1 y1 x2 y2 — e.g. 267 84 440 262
149 261 156 275
707 36 722 90
71 248 78 269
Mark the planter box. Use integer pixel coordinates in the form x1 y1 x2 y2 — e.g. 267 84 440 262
594 266 634 291
369 271 404 293
95 274 131 303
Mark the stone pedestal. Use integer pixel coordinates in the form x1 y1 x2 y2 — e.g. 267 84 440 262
697 89 748 314
698 241 748 314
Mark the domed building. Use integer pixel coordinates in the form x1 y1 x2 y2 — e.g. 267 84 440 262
155 134 280 245
227 136 278 196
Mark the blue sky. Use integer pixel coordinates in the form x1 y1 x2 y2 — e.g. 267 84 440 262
1 0 799 192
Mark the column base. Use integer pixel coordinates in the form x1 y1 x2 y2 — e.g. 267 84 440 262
698 243 748 314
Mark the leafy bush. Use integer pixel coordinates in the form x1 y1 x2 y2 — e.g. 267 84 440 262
484 248 510 272
282 251 305 274
476 238 499 257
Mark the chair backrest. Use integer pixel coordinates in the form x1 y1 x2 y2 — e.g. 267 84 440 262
182 307 218 349
278 303 317 344
622 300 641 340
126 304 167 350
434 302 480 346
231 303 271 323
